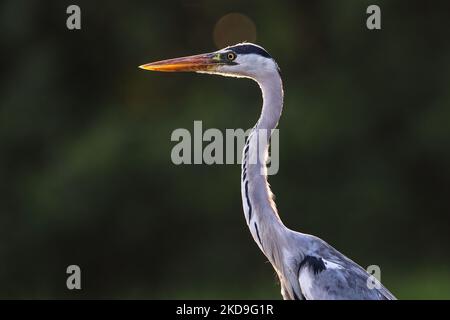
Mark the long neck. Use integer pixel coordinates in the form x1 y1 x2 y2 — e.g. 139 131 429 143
241 71 287 265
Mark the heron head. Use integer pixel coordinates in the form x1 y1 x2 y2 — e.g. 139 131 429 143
139 42 279 80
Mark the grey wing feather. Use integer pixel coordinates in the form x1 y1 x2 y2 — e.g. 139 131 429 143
298 235 396 300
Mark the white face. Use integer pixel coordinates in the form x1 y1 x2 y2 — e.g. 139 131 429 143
198 50 280 81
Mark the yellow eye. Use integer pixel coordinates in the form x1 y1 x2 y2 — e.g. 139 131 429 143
227 52 236 61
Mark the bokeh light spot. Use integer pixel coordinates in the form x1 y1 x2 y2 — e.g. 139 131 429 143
213 13 257 49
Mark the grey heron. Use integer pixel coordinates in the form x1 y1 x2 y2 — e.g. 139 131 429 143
139 43 396 300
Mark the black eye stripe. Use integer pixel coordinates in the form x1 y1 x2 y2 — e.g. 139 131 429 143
227 44 272 58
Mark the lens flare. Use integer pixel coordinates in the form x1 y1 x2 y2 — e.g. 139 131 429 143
213 13 257 49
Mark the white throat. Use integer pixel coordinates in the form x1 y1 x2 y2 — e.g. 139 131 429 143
240 68 285 265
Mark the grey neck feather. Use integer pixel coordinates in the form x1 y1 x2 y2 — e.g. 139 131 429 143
241 70 289 269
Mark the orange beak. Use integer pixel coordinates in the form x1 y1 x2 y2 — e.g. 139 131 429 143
139 53 220 72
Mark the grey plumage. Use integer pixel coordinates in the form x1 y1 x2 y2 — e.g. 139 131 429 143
139 42 397 300
278 232 395 300
233 43 396 300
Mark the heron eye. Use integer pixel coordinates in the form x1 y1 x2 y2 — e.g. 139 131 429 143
227 52 236 61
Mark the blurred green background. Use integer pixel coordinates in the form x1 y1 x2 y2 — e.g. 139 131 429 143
1 0 449 299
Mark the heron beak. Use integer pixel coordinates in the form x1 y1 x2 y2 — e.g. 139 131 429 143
139 53 220 72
